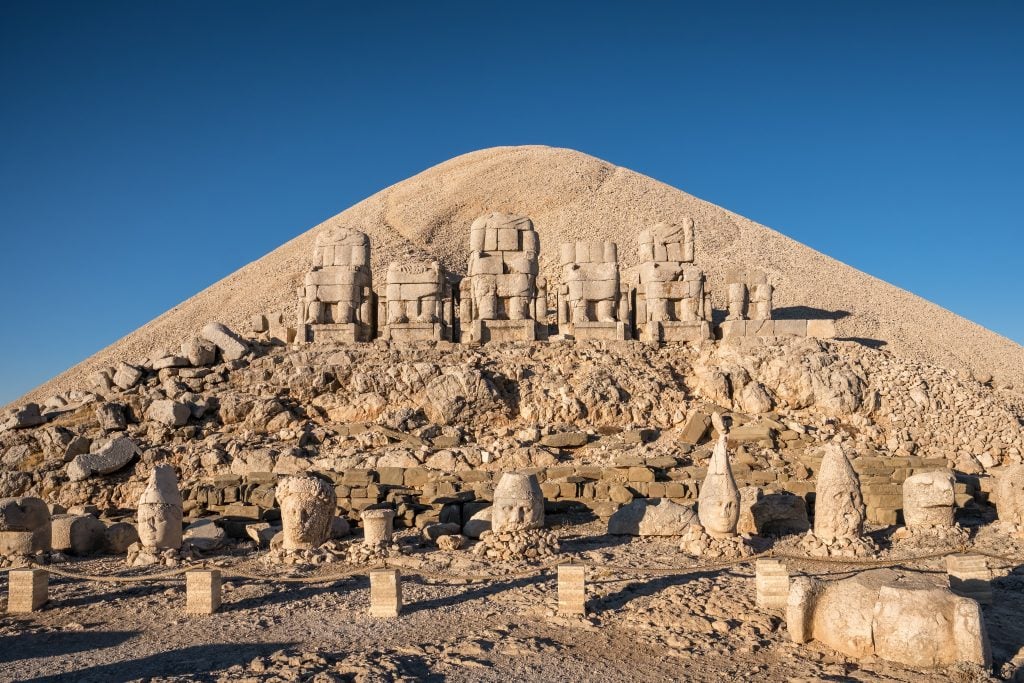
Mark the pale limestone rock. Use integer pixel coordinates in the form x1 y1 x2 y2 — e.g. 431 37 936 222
492 473 545 533
200 321 250 361
51 514 106 555
902 470 955 529
993 464 1024 535
67 436 138 481
463 507 492 539
181 337 217 367
183 518 226 551
607 498 697 536
738 487 809 536
812 444 865 543
2 403 45 431
146 399 190 428
277 475 335 550
697 418 739 538
103 522 139 554
137 465 183 550
787 569 990 668
112 362 143 390
0 497 51 553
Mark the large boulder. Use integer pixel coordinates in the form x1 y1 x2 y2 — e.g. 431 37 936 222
463 507 492 539
0 496 52 552
738 487 809 536
183 519 226 551
112 362 143 390
66 436 138 482
51 514 106 555
1 403 45 431
181 337 217 367
200 322 249 361
94 402 127 432
146 400 190 428
104 522 140 554
608 498 697 536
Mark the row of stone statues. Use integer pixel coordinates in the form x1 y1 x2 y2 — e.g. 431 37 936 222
293 212 835 344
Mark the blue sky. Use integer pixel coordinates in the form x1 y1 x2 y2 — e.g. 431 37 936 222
1 1 1021 405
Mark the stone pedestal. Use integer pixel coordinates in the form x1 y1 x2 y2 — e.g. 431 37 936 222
720 319 835 340
369 568 402 618
755 559 790 609
186 569 222 614
557 564 587 615
466 319 545 343
305 323 372 344
946 554 992 605
642 320 711 343
7 569 48 613
381 322 445 343
361 509 395 547
564 321 628 341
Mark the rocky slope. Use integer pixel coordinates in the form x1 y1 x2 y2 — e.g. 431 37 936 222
3 326 1021 511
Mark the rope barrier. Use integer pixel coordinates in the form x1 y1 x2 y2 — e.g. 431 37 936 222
5 544 1021 587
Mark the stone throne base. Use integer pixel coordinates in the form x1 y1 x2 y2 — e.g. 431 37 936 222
381 322 447 342
463 319 547 343
640 320 712 343
304 323 374 343
560 321 629 341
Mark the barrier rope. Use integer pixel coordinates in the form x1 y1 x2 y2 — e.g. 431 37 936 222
7 543 1021 587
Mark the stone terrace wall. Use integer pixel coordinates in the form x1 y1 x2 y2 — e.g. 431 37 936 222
184 453 978 532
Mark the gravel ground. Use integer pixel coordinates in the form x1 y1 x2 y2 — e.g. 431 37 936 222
3 515 1022 682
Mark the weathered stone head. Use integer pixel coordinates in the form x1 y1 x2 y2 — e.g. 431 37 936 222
137 465 183 550
697 414 740 538
902 470 955 529
277 475 335 551
813 444 865 543
994 464 1024 536
492 473 545 533
0 496 52 554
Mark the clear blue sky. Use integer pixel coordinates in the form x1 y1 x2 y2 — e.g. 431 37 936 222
1 1 1021 405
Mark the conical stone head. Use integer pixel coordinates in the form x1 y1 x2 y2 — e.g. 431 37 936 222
492 472 545 532
698 420 740 538
137 464 183 550
813 444 865 542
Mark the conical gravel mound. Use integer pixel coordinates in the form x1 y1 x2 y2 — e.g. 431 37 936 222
16 145 1024 404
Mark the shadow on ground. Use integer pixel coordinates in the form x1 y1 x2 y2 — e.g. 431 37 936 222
0 630 138 665
19 641 295 683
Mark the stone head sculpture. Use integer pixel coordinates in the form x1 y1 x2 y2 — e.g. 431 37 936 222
277 475 336 551
492 473 545 532
813 444 865 543
137 464 183 550
698 413 740 537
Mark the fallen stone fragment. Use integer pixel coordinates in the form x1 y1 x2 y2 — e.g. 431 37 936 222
66 436 138 482
608 498 697 536
200 322 250 361
112 362 143 390
51 514 106 555
1 403 45 431
0 496 51 552
146 400 190 427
